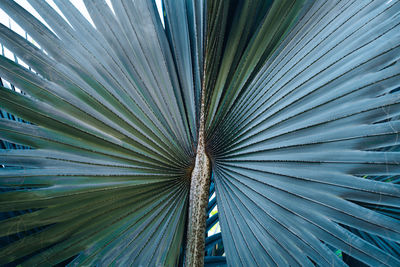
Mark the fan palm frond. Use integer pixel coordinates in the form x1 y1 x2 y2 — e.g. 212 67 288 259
0 0 399 266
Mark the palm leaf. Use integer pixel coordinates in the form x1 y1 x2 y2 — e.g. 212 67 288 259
0 0 195 265
0 0 400 266
207 0 400 266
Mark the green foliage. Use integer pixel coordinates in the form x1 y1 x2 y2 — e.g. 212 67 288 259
0 0 400 266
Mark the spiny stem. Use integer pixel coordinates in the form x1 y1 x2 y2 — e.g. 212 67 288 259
185 55 211 266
